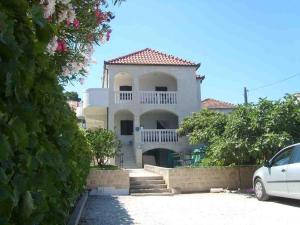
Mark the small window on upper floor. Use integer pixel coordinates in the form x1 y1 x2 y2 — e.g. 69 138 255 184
155 86 168 91
119 86 132 91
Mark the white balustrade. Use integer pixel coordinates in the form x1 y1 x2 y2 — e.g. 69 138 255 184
139 91 177 104
114 91 133 104
141 129 179 143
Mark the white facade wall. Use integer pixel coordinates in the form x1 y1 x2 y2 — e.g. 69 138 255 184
83 63 201 168
106 64 201 167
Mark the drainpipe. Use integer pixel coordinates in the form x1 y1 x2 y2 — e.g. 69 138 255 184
106 107 109 129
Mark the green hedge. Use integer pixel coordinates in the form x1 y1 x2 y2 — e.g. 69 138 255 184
0 1 91 224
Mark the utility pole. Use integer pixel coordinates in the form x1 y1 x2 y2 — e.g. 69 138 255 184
244 87 248 104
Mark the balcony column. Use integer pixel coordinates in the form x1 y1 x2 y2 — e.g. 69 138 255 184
133 76 139 104
134 115 142 167
108 109 115 165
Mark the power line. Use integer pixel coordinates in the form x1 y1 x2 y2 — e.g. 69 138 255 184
248 72 300 92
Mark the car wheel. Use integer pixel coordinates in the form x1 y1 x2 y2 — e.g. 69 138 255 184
254 178 269 201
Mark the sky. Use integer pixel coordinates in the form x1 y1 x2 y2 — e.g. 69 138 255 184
65 0 300 104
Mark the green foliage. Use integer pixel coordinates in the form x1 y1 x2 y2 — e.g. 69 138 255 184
0 0 124 224
64 91 81 102
179 96 300 166
177 109 227 145
86 128 121 166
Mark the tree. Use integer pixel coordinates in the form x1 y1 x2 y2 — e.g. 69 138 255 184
64 91 81 101
178 95 300 166
0 0 122 224
86 128 121 166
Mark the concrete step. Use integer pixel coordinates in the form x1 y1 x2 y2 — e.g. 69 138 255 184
131 192 174 196
130 180 166 185
130 188 170 193
130 176 164 182
130 184 167 189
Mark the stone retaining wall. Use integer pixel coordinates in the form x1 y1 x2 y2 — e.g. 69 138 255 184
86 169 129 195
144 165 257 193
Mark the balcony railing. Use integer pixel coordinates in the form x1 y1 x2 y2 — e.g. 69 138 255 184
141 129 178 143
139 91 177 104
114 91 133 104
114 91 177 105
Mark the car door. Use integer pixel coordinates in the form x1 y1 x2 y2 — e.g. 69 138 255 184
286 145 300 199
265 147 293 196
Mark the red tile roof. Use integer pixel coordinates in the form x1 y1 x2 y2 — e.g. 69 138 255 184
105 48 200 68
201 98 235 109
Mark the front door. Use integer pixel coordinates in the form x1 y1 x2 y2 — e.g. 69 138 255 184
266 147 293 196
286 146 300 199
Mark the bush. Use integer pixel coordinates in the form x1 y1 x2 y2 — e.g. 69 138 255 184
178 95 300 166
86 128 121 166
0 0 120 224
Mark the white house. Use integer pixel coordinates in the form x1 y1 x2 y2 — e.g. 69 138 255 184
81 48 204 168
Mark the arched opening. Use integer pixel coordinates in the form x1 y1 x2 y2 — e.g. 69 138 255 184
139 72 177 91
113 72 133 104
140 109 178 129
143 148 176 168
114 110 134 145
114 72 133 91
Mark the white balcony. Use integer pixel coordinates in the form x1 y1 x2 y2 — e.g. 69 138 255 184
83 88 108 108
139 91 177 104
114 91 133 104
141 129 179 143
114 91 177 105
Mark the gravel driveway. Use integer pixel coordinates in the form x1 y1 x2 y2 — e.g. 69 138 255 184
79 193 300 225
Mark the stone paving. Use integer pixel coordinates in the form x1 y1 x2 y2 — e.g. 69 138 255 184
79 193 300 225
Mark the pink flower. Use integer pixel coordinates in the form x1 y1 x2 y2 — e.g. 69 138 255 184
56 40 68 53
73 19 80 29
47 15 52 22
95 10 107 24
66 20 71 27
106 29 112 41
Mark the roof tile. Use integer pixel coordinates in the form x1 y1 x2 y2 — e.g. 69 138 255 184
105 48 199 67
201 98 235 109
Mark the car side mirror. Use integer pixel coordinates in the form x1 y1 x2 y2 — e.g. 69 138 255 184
264 161 271 168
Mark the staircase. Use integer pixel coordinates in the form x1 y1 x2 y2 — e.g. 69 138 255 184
128 169 172 196
119 144 138 169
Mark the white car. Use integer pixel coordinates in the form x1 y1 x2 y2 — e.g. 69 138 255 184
253 143 300 201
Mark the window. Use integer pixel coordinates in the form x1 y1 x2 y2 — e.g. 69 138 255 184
272 148 294 166
119 86 132 91
290 146 300 164
120 120 133 135
155 86 167 91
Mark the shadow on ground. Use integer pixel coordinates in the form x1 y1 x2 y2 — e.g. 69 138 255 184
79 196 134 225
270 197 300 208
233 190 300 208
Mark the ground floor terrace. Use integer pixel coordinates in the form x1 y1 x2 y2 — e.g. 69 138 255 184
79 193 300 225
84 107 192 168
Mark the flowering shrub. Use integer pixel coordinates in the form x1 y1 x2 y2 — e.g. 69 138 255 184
0 0 121 224
86 128 121 166
39 0 120 83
